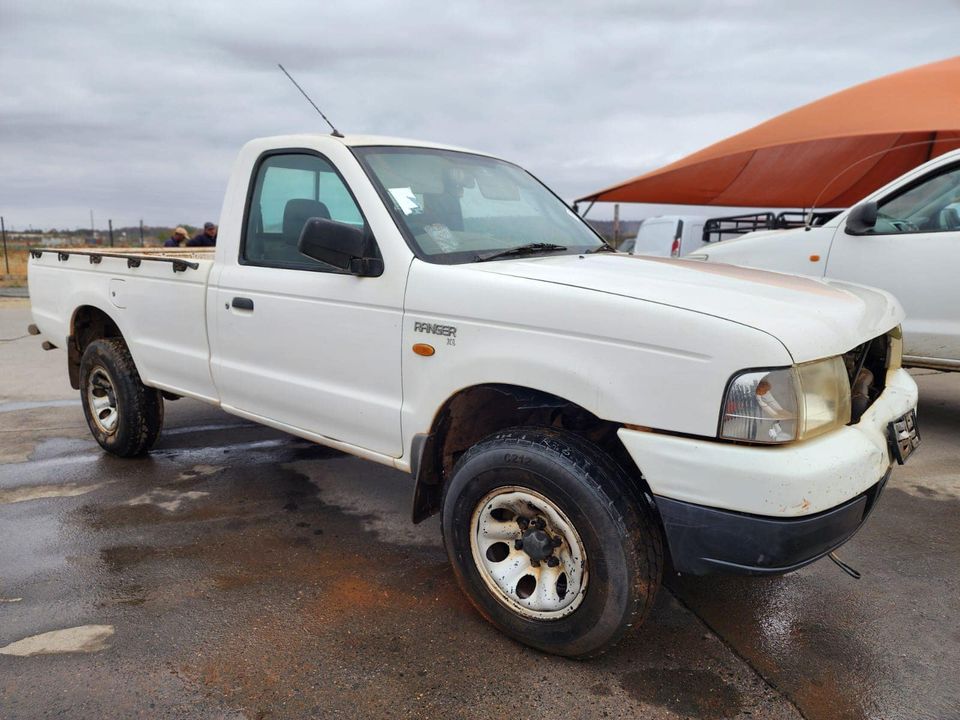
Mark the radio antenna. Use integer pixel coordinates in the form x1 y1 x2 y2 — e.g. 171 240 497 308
277 63 344 138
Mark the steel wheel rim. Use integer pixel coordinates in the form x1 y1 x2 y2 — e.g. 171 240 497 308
470 486 588 620
86 366 119 435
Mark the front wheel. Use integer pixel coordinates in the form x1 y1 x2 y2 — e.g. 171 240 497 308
442 427 663 657
79 338 164 457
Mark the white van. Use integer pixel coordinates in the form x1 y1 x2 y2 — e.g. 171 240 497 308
622 215 707 256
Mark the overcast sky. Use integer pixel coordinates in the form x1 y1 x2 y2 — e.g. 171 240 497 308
2 0 959 230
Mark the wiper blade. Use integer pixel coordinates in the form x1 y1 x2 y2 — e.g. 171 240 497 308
474 243 568 262
586 242 616 253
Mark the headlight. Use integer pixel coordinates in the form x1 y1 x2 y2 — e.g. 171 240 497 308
720 357 851 444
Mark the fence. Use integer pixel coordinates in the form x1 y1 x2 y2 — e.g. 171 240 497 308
0 217 180 287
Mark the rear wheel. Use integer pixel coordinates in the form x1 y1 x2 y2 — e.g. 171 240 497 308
442 427 662 657
79 338 164 457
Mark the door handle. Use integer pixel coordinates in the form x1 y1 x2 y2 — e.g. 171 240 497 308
231 297 254 311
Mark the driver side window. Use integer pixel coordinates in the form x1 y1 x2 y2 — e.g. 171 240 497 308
242 152 366 270
876 164 960 234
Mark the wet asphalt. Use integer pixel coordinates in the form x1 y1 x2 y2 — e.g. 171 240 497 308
1 297 957 719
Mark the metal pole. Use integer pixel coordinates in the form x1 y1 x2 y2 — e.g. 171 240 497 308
613 203 621 247
1 216 9 275
90 210 95 243
139 219 144 246
108 219 114 247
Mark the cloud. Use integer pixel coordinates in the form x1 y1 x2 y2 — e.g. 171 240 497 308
1 0 958 227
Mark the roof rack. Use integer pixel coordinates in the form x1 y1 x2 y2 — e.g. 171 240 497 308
701 210 843 244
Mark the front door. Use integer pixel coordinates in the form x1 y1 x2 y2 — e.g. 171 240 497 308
211 150 406 457
826 162 960 362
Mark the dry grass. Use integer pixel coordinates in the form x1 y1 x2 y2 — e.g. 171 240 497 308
0 249 29 287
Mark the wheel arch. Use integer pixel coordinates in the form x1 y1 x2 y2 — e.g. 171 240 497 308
410 383 653 523
67 304 126 389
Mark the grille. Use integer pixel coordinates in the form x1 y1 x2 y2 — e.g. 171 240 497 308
843 332 891 424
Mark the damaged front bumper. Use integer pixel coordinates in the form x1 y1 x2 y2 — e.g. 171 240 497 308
618 367 919 575
654 471 889 575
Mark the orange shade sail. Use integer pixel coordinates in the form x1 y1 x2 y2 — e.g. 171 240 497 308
579 56 960 208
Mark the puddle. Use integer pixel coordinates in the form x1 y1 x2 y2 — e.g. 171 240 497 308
0 624 115 656
24 437 96 461
899 476 960 501
286 460 440 548
0 399 81 414
100 545 159 573
0 482 103 505
10 438 306 472
620 667 744 719
0 434 92 465
163 422 257 436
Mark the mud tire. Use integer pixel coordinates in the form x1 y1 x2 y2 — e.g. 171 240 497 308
442 427 663 658
79 338 164 457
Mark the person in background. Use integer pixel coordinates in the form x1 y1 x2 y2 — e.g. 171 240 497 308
164 227 190 247
188 222 218 247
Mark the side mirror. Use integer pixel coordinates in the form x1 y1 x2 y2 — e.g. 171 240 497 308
297 218 384 276
845 201 878 235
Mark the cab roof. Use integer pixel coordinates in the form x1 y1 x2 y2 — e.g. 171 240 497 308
249 133 493 157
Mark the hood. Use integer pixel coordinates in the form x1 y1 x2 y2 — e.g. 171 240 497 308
712 228 793 246
472 253 902 363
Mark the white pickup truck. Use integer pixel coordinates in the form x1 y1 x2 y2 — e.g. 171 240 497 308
28 133 920 657
697 149 960 371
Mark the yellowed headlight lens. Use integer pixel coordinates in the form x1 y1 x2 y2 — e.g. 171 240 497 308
796 356 851 441
721 356 851 444
887 326 903 370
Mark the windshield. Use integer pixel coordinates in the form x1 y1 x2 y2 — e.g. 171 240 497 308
353 146 605 263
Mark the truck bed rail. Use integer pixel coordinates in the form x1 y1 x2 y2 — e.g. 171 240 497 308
29 247 208 273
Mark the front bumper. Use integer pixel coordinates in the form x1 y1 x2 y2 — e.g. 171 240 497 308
656 471 888 574
618 367 918 575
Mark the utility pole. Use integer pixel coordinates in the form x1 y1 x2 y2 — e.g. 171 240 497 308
108 219 114 247
139 219 144 246
90 209 95 243
1 216 9 275
612 203 621 247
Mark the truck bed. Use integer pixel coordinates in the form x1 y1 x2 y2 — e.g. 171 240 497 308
28 245 220 403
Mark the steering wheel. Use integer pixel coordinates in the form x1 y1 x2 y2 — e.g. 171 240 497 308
893 219 920 232
877 211 918 232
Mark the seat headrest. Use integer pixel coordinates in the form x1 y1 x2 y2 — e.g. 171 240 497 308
283 198 331 240
942 206 960 230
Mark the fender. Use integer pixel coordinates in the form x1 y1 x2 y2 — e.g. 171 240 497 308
408 384 621 523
